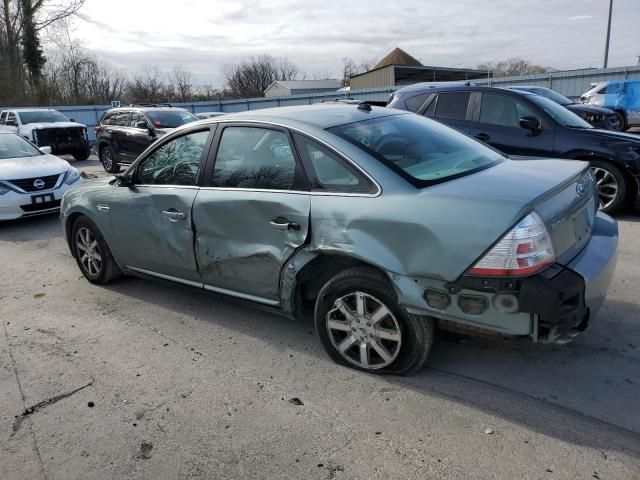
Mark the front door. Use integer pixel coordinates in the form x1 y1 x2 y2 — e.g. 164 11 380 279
193 125 310 302
470 92 555 156
109 128 212 282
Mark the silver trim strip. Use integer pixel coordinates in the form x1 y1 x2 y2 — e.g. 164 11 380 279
126 266 280 306
203 284 280 306
127 266 204 288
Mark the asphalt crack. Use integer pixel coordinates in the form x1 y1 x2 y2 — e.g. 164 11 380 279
12 378 95 434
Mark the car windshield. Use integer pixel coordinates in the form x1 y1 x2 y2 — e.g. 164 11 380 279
18 110 68 124
328 114 504 187
530 88 573 106
147 110 198 128
0 134 42 159
528 95 593 128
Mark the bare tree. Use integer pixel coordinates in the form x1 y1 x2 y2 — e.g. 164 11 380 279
170 66 193 102
340 57 377 86
0 0 85 104
128 66 166 103
224 55 299 98
477 58 554 77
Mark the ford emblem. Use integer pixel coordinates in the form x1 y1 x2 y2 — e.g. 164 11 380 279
33 178 45 189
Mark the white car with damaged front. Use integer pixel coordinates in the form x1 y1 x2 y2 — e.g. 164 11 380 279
0 133 83 220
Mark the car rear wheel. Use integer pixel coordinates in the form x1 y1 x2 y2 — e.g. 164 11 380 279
606 113 624 131
71 217 122 284
100 145 120 173
314 266 434 375
590 160 626 214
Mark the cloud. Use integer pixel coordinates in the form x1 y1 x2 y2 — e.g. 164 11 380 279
68 0 640 87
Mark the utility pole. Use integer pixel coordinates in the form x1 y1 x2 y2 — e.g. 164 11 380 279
603 0 613 68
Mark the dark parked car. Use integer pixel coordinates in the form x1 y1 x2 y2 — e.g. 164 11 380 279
95 105 198 173
506 86 623 131
388 84 640 213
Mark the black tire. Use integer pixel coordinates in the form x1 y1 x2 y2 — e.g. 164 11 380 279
314 266 434 375
589 160 627 214
99 145 121 173
71 216 122 284
607 112 624 131
72 147 91 161
616 111 630 131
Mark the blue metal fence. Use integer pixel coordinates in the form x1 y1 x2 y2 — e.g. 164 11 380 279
4 66 640 142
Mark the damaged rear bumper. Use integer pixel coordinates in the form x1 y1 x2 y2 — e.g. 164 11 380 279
396 212 618 345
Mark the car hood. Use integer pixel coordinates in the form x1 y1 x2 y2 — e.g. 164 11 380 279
0 154 70 179
20 122 86 133
565 103 615 115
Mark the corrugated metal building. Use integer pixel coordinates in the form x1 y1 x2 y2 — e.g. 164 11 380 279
350 47 489 89
264 79 342 97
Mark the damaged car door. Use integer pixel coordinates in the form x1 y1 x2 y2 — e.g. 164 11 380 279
193 125 310 303
109 128 212 282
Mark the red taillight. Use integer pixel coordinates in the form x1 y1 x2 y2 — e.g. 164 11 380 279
94 126 102 134
467 212 556 277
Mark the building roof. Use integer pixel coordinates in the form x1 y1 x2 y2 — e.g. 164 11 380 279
266 79 342 91
374 47 422 69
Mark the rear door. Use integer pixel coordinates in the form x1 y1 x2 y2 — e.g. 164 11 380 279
422 91 474 134
109 128 213 282
470 92 555 156
109 111 132 161
193 124 310 303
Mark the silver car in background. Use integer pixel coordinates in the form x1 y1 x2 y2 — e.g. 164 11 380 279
580 80 640 131
61 104 618 375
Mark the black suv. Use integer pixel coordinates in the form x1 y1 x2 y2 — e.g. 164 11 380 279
95 105 198 173
388 84 640 213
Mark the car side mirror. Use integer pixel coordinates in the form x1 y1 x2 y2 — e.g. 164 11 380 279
519 116 541 132
115 173 134 187
135 121 149 130
40 146 52 154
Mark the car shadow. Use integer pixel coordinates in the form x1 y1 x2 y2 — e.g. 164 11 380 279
103 275 640 458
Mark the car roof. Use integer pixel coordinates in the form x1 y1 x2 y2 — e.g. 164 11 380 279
105 106 191 114
195 104 406 130
10 108 61 112
395 83 536 97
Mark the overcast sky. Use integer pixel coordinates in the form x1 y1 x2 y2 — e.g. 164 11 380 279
69 0 640 87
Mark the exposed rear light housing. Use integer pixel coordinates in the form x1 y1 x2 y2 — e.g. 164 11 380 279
467 212 555 277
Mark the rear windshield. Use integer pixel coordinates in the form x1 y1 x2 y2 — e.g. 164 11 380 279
147 110 198 128
328 114 503 187
18 110 68 124
0 134 42 159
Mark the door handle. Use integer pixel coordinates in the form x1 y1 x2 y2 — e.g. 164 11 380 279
270 217 301 231
162 209 186 222
474 133 490 141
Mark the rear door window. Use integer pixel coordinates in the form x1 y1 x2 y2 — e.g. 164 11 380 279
404 93 431 113
434 92 471 120
211 126 306 191
130 112 147 128
293 133 374 193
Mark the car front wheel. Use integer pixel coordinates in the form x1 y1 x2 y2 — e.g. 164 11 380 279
590 160 627 214
99 145 121 173
71 217 122 284
314 266 433 375
73 147 91 161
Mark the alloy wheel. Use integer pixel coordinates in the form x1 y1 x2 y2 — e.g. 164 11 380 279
607 115 623 131
326 291 402 370
101 149 113 170
591 166 619 210
76 227 102 276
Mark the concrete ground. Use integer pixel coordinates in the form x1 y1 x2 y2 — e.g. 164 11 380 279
1 156 639 480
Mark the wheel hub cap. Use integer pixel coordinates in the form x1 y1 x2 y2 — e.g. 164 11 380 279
591 166 619 210
326 291 402 370
76 227 102 276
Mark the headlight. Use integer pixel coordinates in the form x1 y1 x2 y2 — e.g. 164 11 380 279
64 168 81 185
0 183 10 196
